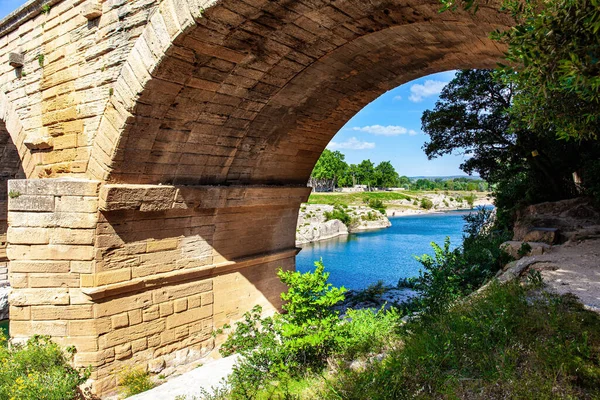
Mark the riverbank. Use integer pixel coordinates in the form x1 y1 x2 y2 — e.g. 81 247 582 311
296 204 391 245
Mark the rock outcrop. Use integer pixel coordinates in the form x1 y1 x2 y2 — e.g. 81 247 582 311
296 204 391 245
513 197 600 243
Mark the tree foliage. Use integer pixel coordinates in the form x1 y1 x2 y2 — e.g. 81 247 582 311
422 69 600 227
440 0 600 141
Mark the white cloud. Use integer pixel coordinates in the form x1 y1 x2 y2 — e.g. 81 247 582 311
352 125 419 136
408 80 447 102
393 95 402 101
328 137 375 150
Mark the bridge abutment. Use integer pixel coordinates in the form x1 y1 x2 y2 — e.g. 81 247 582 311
6 178 308 392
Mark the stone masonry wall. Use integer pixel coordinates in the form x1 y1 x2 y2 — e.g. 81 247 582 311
6 178 308 394
7 179 100 352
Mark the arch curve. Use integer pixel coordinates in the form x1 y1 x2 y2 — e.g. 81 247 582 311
89 0 512 185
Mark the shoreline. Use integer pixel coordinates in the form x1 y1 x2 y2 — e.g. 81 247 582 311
386 201 494 218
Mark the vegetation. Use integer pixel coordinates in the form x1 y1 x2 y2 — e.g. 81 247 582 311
323 205 352 227
398 208 512 314
422 69 600 228
119 367 154 397
0 334 90 400
419 198 433 210
320 281 600 399
310 150 489 192
211 262 400 399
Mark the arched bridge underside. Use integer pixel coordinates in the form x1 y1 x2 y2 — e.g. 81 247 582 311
0 0 511 393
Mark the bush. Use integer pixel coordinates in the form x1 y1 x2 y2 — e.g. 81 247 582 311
352 280 386 304
337 307 401 360
366 198 386 214
0 334 90 400
324 205 352 226
218 261 346 398
119 367 154 397
216 262 402 399
419 198 433 210
319 281 600 399
404 208 512 316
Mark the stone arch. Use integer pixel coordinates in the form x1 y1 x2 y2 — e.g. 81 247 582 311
89 0 512 185
0 94 27 288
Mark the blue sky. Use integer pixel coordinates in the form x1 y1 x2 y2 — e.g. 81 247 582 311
1 3 465 177
0 1 25 19
328 70 468 177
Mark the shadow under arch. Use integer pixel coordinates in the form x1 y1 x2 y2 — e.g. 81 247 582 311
88 0 513 186
0 119 25 289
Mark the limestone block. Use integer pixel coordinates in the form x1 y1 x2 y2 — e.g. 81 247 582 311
132 337 148 353
8 195 55 212
28 273 80 288
10 261 70 273
31 305 93 320
94 292 152 318
7 227 50 244
111 313 129 329
8 52 24 68
115 343 132 360
11 320 68 337
173 298 187 313
82 1 102 20
166 305 212 329
9 305 30 320
9 288 70 306
23 137 54 150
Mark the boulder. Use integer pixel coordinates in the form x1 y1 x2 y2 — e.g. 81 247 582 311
513 197 600 243
500 241 551 260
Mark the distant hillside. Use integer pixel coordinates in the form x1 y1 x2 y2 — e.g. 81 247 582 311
408 175 482 181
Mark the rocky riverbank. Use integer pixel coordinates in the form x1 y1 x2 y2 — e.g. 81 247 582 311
296 204 391 245
385 193 493 217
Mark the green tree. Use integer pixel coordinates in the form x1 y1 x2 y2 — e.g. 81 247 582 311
356 159 376 190
440 0 600 141
310 149 348 192
421 69 599 226
374 161 400 188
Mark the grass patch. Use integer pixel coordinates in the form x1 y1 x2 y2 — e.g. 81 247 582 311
307 192 411 206
320 281 600 399
119 367 154 397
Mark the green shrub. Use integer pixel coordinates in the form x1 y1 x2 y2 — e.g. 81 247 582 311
518 241 533 257
119 367 154 397
404 208 512 316
218 261 346 398
0 334 90 400
324 205 352 226
320 281 600 399
366 198 386 214
337 307 401 360
419 198 433 210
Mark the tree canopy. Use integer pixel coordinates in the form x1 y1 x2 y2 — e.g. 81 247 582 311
440 0 600 141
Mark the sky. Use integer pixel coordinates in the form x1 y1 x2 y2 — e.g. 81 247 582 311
327 70 469 177
0 1 25 19
0 3 467 177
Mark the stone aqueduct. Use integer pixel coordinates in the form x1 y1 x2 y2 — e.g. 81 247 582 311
0 0 511 393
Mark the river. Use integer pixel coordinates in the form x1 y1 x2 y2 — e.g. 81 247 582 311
296 210 477 290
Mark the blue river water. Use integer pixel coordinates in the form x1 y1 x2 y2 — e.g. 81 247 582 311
296 210 477 291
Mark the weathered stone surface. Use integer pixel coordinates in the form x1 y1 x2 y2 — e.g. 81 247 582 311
0 0 515 395
0 287 9 320
500 241 551 260
8 52 23 68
